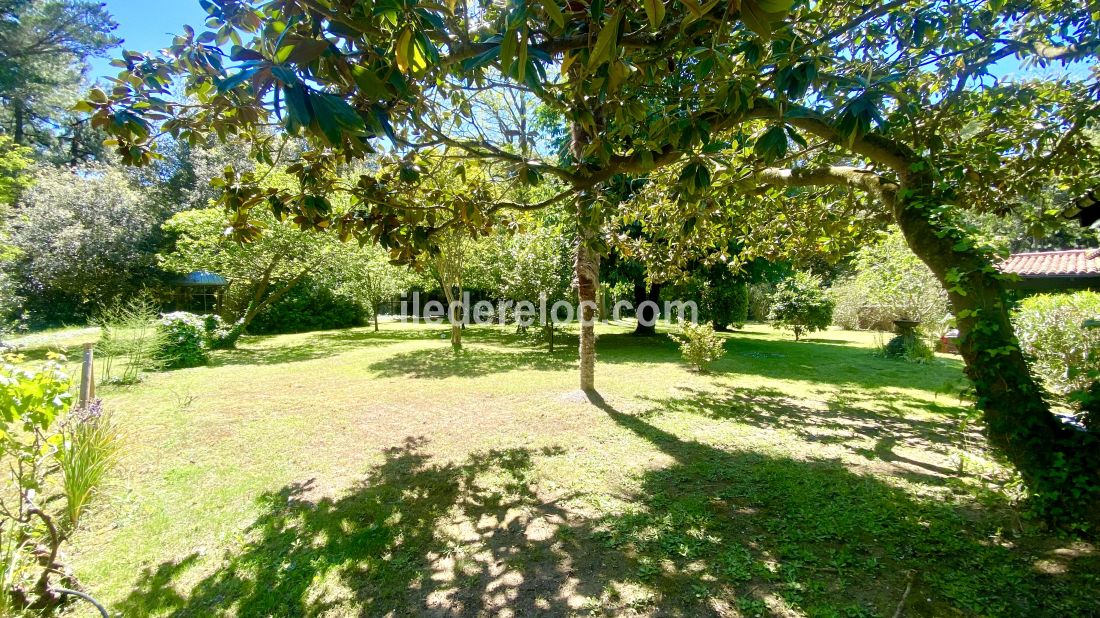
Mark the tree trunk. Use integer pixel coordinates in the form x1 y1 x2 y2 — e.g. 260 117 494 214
442 286 462 350
777 114 1100 523
894 169 1099 521
632 280 662 336
576 211 599 391
12 99 25 145
373 302 380 332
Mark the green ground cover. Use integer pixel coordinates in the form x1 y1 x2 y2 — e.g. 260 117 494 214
11 322 1096 617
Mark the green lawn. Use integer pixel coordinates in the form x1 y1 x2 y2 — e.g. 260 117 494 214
18 322 1097 617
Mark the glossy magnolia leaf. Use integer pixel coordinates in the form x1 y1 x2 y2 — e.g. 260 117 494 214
836 91 885 146
283 85 312 132
755 125 788 162
500 28 518 74
230 45 264 61
516 31 529 82
352 65 388 99
560 50 577 75
589 10 622 69
285 38 330 65
755 0 792 11
217 67 257 93
642 0 666 28
740 0 789 40
543 0 565 29
395 29 413 72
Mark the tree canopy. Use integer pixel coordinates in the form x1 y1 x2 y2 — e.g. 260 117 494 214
1 0 119 156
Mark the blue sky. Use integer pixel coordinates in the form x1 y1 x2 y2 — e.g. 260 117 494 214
86 1 1086 84
87 0 209 82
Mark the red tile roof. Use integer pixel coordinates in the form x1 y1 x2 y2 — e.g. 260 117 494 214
999 249 1100 278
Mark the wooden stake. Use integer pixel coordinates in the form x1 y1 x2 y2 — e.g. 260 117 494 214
79 343 94 407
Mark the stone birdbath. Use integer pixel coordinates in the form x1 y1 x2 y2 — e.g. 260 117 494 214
885 319 922 359
893 319 921 339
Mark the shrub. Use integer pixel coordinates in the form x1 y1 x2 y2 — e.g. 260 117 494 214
202 314 245 350
0 356 72 612
881 331 935 363
249 279 366 335
671 321 727 371
9 164 161 325
95 294 167 384
1012 291 1100 396
702 278 749 331
747 282 775 322
830 228 949 330
57 401 121 531
157 311 209 368
768 272 835 340
0 356 116 610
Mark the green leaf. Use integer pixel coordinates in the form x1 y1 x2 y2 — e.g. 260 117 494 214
516 30 529 81
352 66 389 99
543 0 565 29
230 45 265 61
642 0 666 28
755 125 788 162
500 28 518 74
589 10 623 68
217 67 257 93
755 0 792 11
740 0 787 40
285 38 330 65
283 85 313 132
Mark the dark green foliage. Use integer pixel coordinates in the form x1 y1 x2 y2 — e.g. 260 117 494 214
249 279 365 335
883 334 933 362
704 277 748 331
884 335 908 358
157 312 208 369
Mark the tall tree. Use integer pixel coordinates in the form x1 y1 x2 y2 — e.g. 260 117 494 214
0 0 118 154
86 1 1100 521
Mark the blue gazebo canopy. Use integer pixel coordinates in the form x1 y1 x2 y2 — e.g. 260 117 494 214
175 271 228 287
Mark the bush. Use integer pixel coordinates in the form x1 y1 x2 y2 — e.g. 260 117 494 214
1013 291 1100 397
249 279 366 335
157 311 209 368
9 164 162 325
0 357 117 611
671 321 727 371
747 282 775 322
703 278 749 331
881 332 935 363
830 228 949 330
768 272 835 340
202 314 245 349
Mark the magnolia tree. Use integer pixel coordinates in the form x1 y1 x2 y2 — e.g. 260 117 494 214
160 202 340 334
86 1 1100 521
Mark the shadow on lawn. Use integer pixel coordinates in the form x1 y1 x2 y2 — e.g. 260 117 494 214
117 396 1097 617
208 327 448 367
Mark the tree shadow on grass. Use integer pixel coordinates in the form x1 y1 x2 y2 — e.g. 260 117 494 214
208 327 450 367
367 345 575 379
706 334 968 395
363 332 689 379
115 400 1098 617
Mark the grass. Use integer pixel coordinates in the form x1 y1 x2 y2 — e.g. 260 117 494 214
14 321 1096 617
